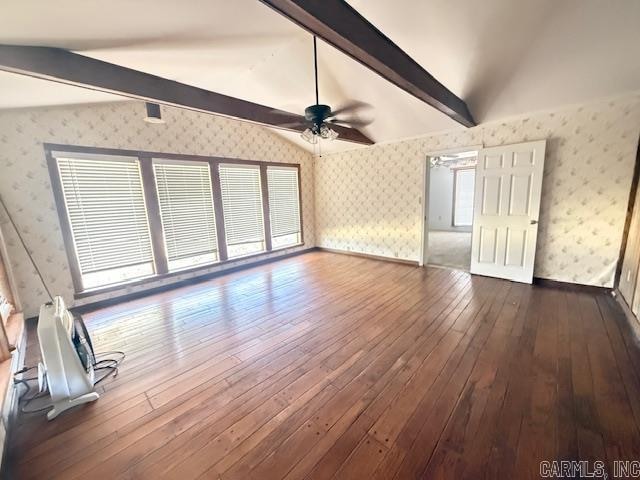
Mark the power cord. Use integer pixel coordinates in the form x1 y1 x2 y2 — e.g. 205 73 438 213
14 350 126 415
93 350 126 386
15 380 51 414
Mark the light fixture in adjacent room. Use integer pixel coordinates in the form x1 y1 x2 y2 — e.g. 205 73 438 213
429 151 478 168
144 102 165 124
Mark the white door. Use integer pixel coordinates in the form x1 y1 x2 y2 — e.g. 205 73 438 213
470 140 546 283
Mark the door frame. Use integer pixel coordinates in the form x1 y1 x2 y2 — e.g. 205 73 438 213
616 137 640 312
420 144 483 266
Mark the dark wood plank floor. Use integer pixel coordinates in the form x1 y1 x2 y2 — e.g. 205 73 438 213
7 251 640 479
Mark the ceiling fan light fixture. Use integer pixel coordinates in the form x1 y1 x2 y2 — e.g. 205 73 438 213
320 124 339 141
144 102 165 124
301 127 318 144
301 124 339 144
298 37 344 146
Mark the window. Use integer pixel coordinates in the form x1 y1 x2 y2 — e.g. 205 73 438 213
49 146 303 294
267 166 301 249
56 155 154 289
219 164 266 258
153 160 219 271
453 168 475 227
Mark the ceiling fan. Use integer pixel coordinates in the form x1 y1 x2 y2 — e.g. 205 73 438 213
299 36 372 144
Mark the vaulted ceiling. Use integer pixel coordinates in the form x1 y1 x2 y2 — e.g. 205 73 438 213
0 0 639 153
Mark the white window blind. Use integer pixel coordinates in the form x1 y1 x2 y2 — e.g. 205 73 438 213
219 164 265 258
153 160 219 270
56 155 154 289
267 166 301 248
453 168 475 227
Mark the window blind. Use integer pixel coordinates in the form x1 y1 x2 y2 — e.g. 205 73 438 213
267 166 301 242
153 160 219 269
219 164 265 254
56 156 153 286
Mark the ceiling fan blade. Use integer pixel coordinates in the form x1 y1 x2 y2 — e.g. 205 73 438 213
263 109 309 128
277 121 310 129
328 118 373 128
330 100 372 116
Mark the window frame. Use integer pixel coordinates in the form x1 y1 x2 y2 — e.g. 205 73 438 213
218 162 268 260
45 143 303 297
153 158 221 271
267 165 302 249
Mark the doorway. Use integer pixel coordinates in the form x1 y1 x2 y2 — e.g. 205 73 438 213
423 147 479 271
422 141 547 283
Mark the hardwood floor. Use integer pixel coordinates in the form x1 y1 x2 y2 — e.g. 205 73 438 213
7 251 640 479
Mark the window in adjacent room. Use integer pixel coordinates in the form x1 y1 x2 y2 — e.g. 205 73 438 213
153 159 219 271
218 164 266 258
453 167 475 227
56 155 154 289
267 166 301 249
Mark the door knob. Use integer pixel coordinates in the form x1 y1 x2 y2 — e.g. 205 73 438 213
530 220 538 225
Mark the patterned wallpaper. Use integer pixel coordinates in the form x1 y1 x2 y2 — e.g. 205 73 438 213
2 93 639 316
0 102 315 317
316 93 640 288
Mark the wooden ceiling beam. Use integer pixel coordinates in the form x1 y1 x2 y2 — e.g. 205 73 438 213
259 0 476 127
0 45 374 145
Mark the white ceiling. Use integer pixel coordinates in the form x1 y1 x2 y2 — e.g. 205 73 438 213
0 0 639 153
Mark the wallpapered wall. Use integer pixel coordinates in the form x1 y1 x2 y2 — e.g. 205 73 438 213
0 102 315 317
2 93 639 316
315 93 640 288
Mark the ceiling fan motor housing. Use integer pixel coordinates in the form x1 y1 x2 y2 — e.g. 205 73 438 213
305 104 332 124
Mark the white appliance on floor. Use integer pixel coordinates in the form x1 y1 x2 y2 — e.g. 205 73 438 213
37 296 99 420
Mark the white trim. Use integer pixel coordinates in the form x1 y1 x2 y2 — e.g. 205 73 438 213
1 315 26 471
419 159 428 267
0 225 21 312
